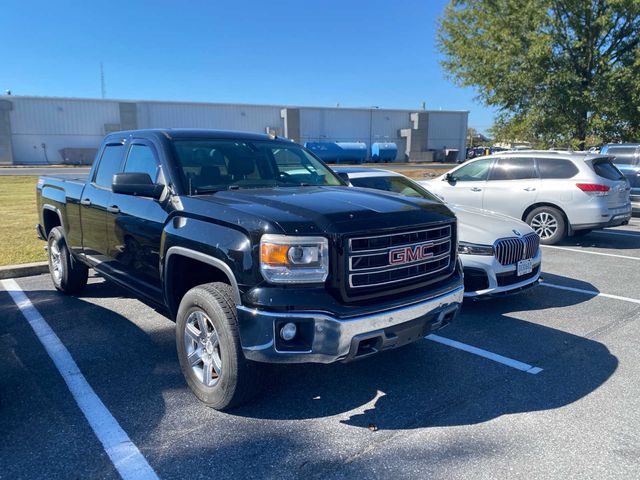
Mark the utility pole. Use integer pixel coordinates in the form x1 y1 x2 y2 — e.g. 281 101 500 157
100 62 106 99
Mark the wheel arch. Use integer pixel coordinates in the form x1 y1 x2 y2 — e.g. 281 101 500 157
521 202 570 227
164 246 242 319
42 204 63 236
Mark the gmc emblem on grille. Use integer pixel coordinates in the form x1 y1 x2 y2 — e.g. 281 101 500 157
389 242 434 265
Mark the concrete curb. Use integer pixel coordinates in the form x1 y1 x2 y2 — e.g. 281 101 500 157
0 262 49 280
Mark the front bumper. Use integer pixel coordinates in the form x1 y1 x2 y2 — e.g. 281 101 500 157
236 284 463 364
461 251 542 298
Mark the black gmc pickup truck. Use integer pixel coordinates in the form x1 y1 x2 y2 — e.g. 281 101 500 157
36 129 463 409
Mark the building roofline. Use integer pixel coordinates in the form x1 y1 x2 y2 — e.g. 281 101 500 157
0 94 469 115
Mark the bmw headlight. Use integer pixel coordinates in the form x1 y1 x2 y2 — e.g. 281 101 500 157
458 241 494 256
260 234 329 284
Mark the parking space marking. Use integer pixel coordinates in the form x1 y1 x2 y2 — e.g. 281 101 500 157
541 245 640 261
541 281 640 305
0 279 159 480
426 334 543 374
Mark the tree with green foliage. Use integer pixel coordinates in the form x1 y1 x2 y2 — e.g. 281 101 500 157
438 0 640 149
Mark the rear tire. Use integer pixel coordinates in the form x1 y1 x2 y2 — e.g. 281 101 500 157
47 227 88 294
525 206 566 245
176 282 259 410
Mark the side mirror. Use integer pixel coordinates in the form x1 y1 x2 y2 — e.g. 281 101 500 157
337 172 350 184
112 172 163 199
445 172 456 183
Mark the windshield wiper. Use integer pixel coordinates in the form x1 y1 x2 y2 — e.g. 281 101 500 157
276 180 312 187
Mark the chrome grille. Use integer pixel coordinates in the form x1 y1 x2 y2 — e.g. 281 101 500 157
347 225 453 290
494 233 539 266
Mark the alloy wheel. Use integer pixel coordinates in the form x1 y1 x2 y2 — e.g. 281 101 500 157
530 212 558 240
50 242 63 283
184 310 222 387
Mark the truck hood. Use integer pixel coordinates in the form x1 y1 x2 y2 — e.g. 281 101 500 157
188 186 455 235
452 205 534 244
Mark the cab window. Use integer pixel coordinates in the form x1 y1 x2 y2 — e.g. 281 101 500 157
94 144 125 189
450 158 492 182
124 144 160 182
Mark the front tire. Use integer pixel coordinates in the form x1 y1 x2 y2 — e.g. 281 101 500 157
526 206 566 245
176 282 259 410
47 227 88 294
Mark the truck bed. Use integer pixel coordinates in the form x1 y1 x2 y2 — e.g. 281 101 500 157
39 174 88 201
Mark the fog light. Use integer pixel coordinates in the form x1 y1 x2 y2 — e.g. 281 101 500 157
280 322 297 341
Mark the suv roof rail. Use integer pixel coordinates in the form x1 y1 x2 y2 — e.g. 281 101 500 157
493 149 566 155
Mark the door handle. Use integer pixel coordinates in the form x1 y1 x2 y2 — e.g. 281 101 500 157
107 205 120 214
524 187 537 192
80 198 91 206
470 187 482 192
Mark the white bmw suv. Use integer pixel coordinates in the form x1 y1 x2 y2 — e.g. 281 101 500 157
335 168 542 298
421 151 632 244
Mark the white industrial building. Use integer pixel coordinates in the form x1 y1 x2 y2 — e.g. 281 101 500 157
0 95 468 165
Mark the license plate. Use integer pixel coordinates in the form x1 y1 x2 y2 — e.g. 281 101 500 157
517 258 533 276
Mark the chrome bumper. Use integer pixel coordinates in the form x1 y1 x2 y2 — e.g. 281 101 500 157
237 285 464 364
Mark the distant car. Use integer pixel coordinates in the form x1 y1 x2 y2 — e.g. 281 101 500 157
599 144 640 213
335 168 541 298
421 151 632 244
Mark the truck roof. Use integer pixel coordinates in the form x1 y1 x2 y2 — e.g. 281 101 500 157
105 128 291 143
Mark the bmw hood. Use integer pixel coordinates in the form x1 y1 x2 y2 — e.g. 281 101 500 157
452 205 535 245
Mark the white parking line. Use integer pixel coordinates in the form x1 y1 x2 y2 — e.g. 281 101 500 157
0 279 159 480
541 245 640 261
540 281 640 305
426 334 543 374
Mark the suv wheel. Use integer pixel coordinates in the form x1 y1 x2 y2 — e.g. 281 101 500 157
526 207 566 245
176 282 259 410
47 227 88 294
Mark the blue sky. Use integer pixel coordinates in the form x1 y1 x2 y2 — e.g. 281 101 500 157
0 0 495 132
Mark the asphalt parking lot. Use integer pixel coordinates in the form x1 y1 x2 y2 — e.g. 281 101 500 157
1 221 640 479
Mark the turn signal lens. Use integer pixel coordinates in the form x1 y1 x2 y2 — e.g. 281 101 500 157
260 243 290 266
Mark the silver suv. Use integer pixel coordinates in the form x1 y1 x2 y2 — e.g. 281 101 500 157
421 151 632 244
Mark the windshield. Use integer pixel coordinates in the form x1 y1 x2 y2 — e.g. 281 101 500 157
349 175 443 203
172 139 344 194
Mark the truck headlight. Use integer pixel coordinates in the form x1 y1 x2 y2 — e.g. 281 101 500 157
458 241 494 256
260 234 329 284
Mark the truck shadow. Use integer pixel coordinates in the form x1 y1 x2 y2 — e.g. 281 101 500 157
0 279 175 447
0 274 618 450
234 276 618 431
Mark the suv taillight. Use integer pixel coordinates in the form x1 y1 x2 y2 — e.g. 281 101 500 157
576 183 610 196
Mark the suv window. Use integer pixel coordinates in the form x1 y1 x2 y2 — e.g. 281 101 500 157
451 158 492 182
592 158 625 181
537 158 579 179
124 144 159 181
606 146 638 165
94 144 125 188
490 157 536 181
